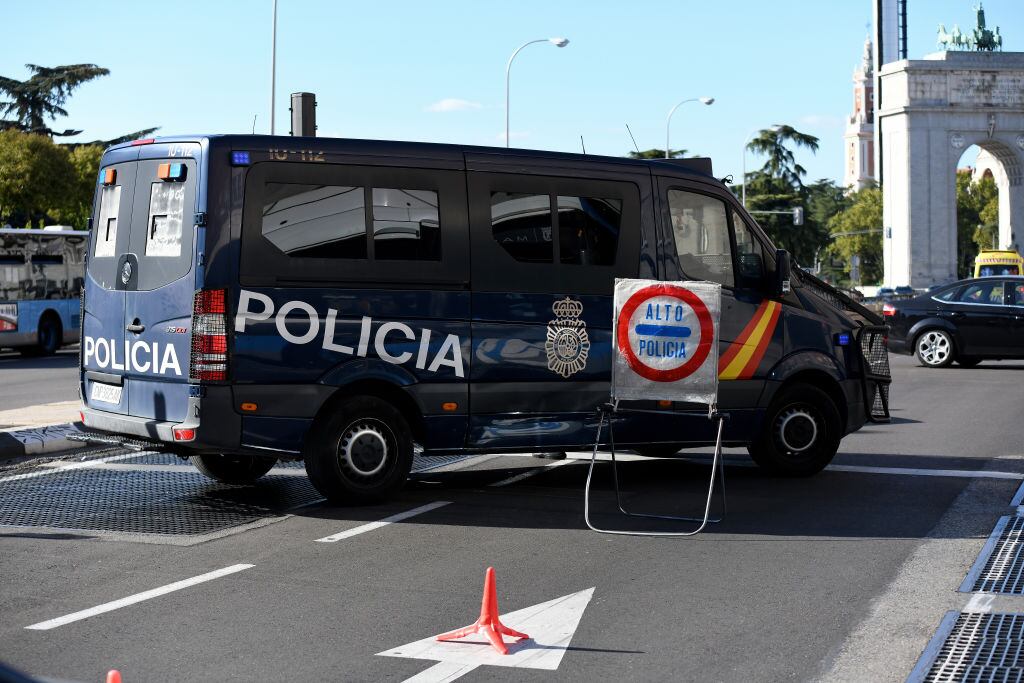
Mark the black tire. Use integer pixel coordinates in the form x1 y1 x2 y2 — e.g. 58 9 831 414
634 444 683 458
914 329 955 368
190 454 277 484
748 383 842 476
304 395 414 504
20 314 61 357
957 356 981 368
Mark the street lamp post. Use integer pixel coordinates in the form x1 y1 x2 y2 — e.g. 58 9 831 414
505 37 569 148
665 96 714 159
270 0 277 135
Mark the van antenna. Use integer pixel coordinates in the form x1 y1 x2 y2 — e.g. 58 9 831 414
580 136 586 154
252 115 258 134
625 124 641 155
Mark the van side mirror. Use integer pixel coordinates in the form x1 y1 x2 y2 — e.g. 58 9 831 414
775 249 791 296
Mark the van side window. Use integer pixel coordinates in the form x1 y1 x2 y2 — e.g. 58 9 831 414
732 210 765 282
558 196 621 266
262 183 367 259
491 192 553 263
373 188 440 261
668 190 734 287
145 183 186 257
94 185 121 258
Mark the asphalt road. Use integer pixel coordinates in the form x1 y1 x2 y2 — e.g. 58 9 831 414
0 347 79 411
1 354 1023 682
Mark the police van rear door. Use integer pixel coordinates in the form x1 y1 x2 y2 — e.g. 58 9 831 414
82 150 139 415
121 145 199 421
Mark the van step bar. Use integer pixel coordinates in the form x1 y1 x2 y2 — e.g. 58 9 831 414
66 430 168 453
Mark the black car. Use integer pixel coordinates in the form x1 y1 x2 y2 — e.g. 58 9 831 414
885 276 1024 367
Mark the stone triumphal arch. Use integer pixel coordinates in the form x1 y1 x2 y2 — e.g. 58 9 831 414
878 51 1024 287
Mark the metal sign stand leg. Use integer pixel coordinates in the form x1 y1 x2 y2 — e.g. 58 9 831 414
584 403 728 537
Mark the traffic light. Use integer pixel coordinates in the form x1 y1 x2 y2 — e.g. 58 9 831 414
792 207 804 226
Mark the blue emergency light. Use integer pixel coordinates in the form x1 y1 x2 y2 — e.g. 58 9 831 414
231 151 250 166
835 332 851 346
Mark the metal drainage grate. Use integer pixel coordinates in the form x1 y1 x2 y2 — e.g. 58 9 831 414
0 454 322 537
964 517 1024 594
915 612 1024 682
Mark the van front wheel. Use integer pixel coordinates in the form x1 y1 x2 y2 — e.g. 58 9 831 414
190 454 277 484
748 383 841 476
305 396 414 505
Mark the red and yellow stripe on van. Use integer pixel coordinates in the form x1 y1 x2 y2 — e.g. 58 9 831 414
718 300 782 380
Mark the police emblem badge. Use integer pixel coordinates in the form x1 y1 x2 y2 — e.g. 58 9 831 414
545 297 590 378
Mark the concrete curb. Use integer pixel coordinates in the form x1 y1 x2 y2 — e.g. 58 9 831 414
0 422 88 461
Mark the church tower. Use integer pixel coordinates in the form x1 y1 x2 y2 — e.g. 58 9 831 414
844 36 876 191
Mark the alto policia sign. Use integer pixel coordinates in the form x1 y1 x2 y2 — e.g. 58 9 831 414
611 279 721 405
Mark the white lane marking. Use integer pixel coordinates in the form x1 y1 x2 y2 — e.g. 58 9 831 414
489 459 575 487
314 501 451 543
827 464 1023 480
24 564 254 630
379 587 596 682
401 661 478 683
1011 480 1024 506
0 452 148 484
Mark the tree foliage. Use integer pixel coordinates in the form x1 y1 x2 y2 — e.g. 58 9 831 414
627 148 688 159
746 125 820 189
0 131 76 227
956 172 999 277
0 64 110 136
826 187 883 285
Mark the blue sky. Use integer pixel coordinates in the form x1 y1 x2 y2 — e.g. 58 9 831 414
3 0 1021 183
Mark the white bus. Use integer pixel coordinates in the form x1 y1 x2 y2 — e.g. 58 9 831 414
0 228 88 355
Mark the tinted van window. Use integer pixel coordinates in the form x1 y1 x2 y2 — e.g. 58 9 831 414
262 183 367 259
668 190 734 287
144 183 186 257
94 185 121 258
373 188 440 261
558 196 621 266
491 192 553 263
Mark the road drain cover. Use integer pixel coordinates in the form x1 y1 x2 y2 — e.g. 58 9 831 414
0 452 321 539
969 516 1024 594
918 612 1024 682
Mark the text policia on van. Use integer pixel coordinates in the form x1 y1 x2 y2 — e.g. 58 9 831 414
82 290 466 378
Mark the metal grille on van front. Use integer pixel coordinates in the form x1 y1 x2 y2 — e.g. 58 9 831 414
190 289 228 382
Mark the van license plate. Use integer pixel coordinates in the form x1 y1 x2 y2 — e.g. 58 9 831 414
90 382 122 405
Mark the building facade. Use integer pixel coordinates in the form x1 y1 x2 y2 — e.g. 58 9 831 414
844 37 876 191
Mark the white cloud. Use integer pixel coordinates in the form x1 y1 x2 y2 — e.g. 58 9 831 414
425 98 483 113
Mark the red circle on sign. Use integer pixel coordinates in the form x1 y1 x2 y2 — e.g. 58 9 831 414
616 284 714 382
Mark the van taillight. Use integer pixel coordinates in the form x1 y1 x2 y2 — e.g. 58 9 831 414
881 303 896 317
190 289 228 382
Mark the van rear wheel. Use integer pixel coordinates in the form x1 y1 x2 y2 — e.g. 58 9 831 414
748 383 841 476
304 396 414 505
190 454 277 484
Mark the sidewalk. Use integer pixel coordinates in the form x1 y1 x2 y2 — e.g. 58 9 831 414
0 401 86 461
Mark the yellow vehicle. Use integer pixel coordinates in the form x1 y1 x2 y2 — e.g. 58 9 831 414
974 249 1024 277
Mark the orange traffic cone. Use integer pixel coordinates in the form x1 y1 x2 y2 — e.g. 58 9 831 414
106 671 121 683
436 567 529 655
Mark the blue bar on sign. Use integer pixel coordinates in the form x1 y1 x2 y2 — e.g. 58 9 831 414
634 324 691 338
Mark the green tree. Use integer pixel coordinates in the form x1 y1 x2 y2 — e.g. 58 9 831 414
0 130 75 227
805 179 853 281
955 173 999 277
0 64 110 136
826 187 883 285
627 148 688 159
49 144 103 228
740 126 823 266
745 124 820 189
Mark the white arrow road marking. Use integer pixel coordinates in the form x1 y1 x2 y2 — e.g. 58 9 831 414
379 586 596 682
314 501 451 543
25 563 254 630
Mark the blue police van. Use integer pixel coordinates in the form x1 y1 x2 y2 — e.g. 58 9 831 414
79 135 891 503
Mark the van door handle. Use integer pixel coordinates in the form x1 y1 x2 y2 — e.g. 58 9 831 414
126 321 145 334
